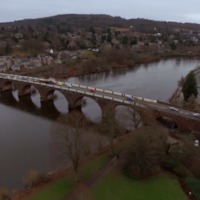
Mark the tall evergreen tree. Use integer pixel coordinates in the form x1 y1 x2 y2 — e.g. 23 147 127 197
182 72 198 101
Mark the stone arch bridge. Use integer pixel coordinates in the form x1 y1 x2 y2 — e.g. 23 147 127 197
0 73 200 132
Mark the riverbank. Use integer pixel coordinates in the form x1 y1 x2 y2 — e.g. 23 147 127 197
17 50 199 79
169 66 200 106
16 52 160 78
18 53 200 105
12 133 133 200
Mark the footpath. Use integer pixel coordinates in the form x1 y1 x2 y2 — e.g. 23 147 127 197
65 156 119 200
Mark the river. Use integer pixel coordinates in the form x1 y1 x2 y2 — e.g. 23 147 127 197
1 58 200 189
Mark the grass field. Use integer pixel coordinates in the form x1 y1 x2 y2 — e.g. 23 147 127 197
28 134 187 200
91 170 187 200
29 153 109 200
29 175 74 200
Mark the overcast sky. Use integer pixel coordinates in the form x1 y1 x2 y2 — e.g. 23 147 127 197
1 0 200 24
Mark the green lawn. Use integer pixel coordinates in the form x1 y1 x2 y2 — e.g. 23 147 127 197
28 134 187 200
29 175 74 200
29 153 109 200
80 153 109 180
91 170 187 200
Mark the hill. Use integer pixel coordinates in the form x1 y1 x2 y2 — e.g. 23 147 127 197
1 14 200 33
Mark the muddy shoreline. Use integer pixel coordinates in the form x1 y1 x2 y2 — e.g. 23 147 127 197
16 53 170 78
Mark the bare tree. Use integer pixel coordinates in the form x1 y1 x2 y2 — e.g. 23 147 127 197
115 105 141 132
51 112 86 182
97 105 123 156
128 105 142 129
123 126 168 178
137 106 157 126
183 94 197 110
170 134 200 167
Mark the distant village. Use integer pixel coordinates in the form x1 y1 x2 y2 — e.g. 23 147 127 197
0 50 82 72
1 15 200 72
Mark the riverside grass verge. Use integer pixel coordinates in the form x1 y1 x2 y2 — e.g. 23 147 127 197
27 133 133 200
29 175 74 200
91 170 187 200
29 153 109 200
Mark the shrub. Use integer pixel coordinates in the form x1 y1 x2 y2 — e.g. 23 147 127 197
0 187 10 200
41 173 51 183
162 159 177 171
22 170 42 188
123 165 141 180
123 126 168 179
173 165 188 178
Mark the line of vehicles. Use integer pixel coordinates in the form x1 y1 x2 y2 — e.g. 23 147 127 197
0 73 72 88
17 76 72 88
38 79 67 86
168 106 200 118
1 73 200 120
0 73 153 103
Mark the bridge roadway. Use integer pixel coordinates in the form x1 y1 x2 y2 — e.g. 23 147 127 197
0 73 200 131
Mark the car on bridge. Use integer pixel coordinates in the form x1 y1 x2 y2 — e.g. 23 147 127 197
168 106 178 112
39 80 54 84
57 81 64 86
192 113 200 117
126 97 134 101
89 88 96 93
21 77 29 81
65 82 72 87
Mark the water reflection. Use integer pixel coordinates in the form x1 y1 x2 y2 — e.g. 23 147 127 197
1 91 18 106
30 87 41 108
115 105 135 132
0 90 103 123
0 91 60 121
81 97 102 123
66 58 200 101
12 90 19 102
54 90 68 114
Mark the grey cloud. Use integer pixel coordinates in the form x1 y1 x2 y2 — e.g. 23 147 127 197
0 0 200 24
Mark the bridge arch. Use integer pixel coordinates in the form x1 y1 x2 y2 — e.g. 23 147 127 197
81 97 102 123
18 84 32 96
156 116 179 129
53 90 69 113
33 86 55 102
62 92 84 111
0 80 12 91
